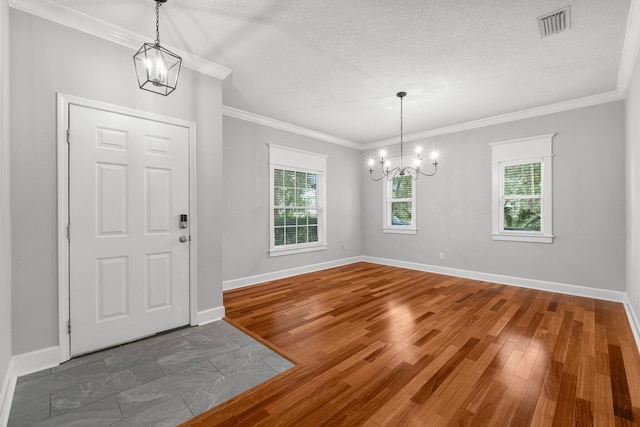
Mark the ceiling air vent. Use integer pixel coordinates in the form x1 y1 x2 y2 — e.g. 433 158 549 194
537 6 571 38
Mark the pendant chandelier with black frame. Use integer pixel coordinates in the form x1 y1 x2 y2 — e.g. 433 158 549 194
133 0 182 96
368 92 439 181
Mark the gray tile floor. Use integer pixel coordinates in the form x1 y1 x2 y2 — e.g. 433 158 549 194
8 320 294 426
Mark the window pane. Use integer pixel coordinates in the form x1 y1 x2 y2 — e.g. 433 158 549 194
307 174 316 189
504 163 541 196
392 176 413 199
308 226 318 242
296 172 306 187
303 189 317 207
297 226 308 243
274 187 285 206
274 227 284 246
274 169 284 187
308 209 318 225
296 209 307 225
285 227 297 244
503 198 541 231
284 170 296 188
295 188 304 206
391 201 412 225
285 209 296 226
274 209 285 226
285 189 295 206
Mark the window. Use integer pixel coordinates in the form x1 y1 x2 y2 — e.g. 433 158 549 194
273 169 318 246
490 134 554 243
269 144 327 256
383 161 417 234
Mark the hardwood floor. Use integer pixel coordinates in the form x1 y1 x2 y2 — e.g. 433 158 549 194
182 262 640 426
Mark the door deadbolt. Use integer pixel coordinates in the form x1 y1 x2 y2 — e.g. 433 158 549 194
180 214 188 229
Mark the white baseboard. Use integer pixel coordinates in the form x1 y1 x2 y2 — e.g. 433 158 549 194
0 346 60 427
222 256 363 291
623 298 640 352
10 346 60 378
197 306 226 326
362 256 628 303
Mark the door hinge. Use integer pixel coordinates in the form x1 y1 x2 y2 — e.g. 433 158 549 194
67 225 71 240
66 129 70 144
67 320 71 334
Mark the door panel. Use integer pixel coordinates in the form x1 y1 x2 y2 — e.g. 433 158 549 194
145 252 172 310
146 167 172 233
97 163 128 236
69 104 190 356
96 256 128 320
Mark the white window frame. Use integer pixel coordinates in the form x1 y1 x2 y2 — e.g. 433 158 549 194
490 134 554 243
269 144 328 257
382 158 417 235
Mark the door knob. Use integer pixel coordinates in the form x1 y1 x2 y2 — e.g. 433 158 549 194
179 236 188 243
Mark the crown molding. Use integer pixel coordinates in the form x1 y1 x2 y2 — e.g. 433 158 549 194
225 88 624 152
362 90 625 151
618 0 640 97
8 0 232 80
222 105 361 149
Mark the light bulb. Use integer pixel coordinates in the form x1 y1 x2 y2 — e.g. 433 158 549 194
431 151 439 161
415 146 423 154
147 54 167 86
379 149 387 158
367 159 375 167
414 158 422 168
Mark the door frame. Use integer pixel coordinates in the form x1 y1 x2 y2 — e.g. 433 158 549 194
56 93 199 362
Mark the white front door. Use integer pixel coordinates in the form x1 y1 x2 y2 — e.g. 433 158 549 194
68 104 190 356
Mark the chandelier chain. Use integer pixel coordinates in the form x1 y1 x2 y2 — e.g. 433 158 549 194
155 1 161 45
400 93 404 168
400 94 403 144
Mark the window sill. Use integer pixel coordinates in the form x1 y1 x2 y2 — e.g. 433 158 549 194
383 227 417 235
269 243 328 257
491 232 553 244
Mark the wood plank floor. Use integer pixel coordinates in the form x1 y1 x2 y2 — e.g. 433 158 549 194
182 262 640 426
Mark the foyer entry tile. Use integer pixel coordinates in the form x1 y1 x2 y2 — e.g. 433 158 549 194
8 320 294 427
116 361 224 418
50 360 165 416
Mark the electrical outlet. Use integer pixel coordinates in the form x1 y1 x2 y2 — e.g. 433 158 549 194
439 252 445 260
342 244 348 251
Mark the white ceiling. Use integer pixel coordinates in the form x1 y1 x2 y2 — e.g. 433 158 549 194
40 0 635 144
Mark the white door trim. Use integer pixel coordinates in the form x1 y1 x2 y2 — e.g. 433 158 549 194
56 93 198 363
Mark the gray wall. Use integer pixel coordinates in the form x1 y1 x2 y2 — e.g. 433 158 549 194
0 0 12 395
222 116 362 282
626 44 640 318
10 10 224 355
363 101 626 291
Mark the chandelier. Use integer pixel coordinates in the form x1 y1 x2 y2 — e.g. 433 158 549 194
133 0 182 96
368 92 439 181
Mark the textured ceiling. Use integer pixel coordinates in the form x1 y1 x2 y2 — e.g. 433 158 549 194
48 0 632 144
